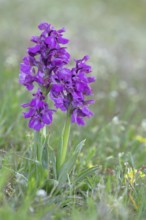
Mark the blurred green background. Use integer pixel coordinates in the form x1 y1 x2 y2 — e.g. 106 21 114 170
0 0 146 147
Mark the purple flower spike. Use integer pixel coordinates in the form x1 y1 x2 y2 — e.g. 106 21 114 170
19 22 70 91
50 55 95 125
20 22 95 130
22 89 55 131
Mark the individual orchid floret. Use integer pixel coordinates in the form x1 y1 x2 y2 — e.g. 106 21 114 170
22 89 55 131
37 22 69 46
19 56 36 90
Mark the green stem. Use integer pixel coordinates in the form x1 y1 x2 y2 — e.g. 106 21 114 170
33 131 42 163
59 111 71 169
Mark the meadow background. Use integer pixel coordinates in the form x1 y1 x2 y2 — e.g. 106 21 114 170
1 0 146 219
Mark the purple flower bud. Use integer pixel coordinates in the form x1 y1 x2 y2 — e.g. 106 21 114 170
38 22 51 31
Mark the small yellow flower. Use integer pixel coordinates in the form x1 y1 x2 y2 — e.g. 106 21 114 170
124 168 145 185
87 161 94 168
135 135 146 143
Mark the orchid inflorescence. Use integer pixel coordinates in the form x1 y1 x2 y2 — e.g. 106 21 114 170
19 22 95 131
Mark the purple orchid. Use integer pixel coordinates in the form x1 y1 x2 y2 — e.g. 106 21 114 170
20 22 95 130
